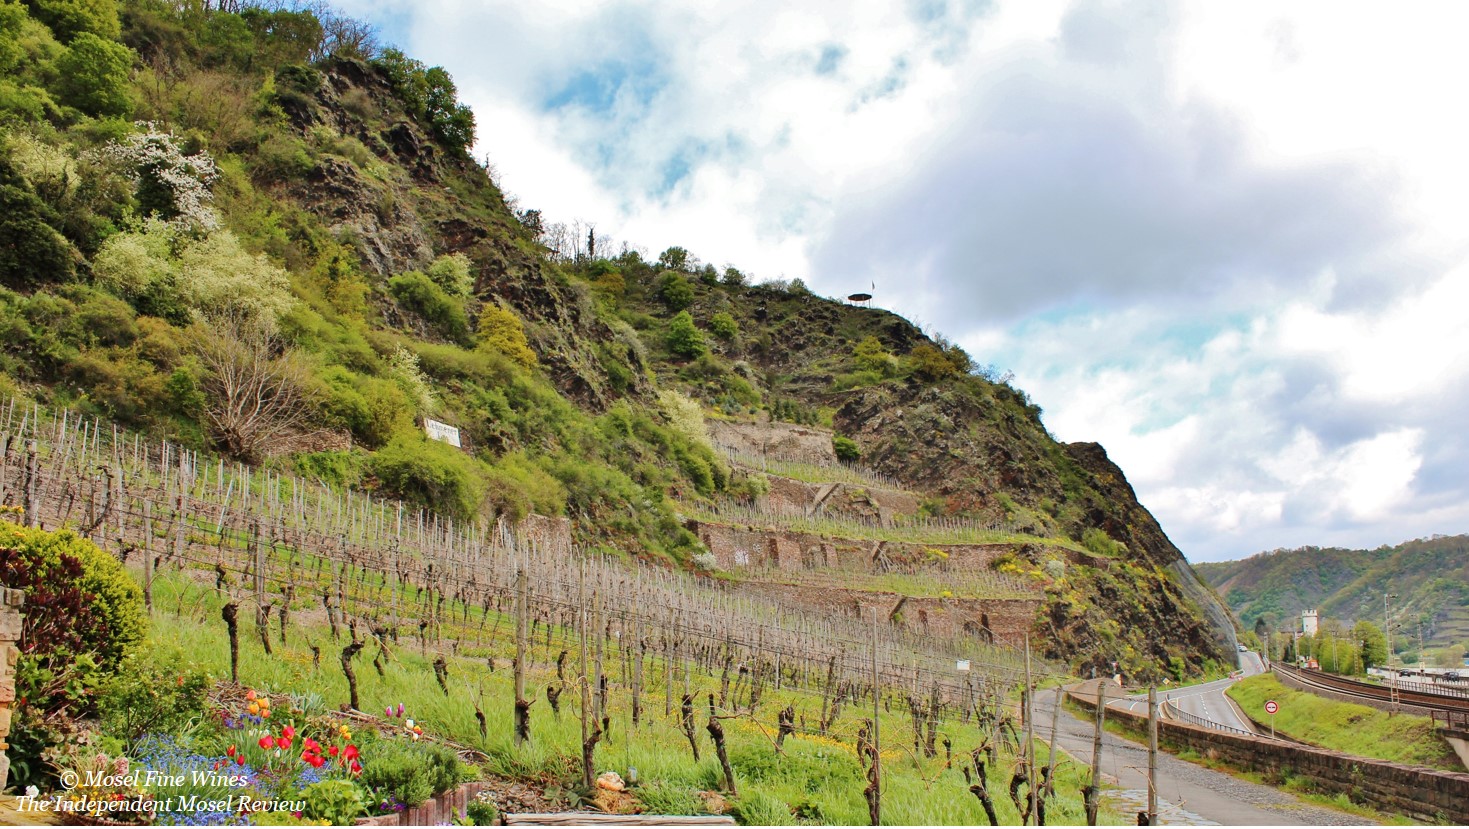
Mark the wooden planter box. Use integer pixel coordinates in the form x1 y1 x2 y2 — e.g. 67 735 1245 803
355 781 489 826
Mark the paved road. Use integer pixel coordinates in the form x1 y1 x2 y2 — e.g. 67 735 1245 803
1038 686 1365 826
1111 651 1265 734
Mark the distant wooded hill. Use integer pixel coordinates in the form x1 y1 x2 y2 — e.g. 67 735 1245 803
1197 535 1469 654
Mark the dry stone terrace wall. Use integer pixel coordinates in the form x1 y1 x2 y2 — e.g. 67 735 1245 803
745 582 1040 647
762 476 921 525
687 519 1029 574
707 419 836 463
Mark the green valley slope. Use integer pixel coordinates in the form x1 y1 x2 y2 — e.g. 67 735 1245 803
1198 535 1469 654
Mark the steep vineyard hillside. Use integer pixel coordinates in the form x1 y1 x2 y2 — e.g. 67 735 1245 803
0 0 1231 678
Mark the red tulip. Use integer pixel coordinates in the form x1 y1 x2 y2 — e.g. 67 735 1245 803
328 746 339 758
275 736 290 750
282 725 296 740
350 760 362 775
226 745 236 757
344 745 359 762
258 736 273 751
236 756 246 766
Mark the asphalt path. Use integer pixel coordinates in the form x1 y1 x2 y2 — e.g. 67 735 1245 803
1110 651 1267 734
1038 685 1364 825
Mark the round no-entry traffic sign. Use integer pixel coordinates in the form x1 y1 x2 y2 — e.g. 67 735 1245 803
1264 700 1279 714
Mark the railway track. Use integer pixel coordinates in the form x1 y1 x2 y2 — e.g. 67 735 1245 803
1273 662 1469 714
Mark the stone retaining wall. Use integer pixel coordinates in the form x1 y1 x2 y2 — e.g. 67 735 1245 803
763 477 921 524
1066 686 1469 823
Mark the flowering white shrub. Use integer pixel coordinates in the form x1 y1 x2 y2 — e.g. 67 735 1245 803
389 345 434 414
100 122 220 231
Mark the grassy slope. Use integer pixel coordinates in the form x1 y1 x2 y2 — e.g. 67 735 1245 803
1225 674 1461 771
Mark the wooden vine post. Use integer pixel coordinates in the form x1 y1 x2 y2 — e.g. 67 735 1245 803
577 558 601 790
1147 686 1158 826
1025 634 1036 825
869 606 881 826
514 566 531 745
1085 681 1107 826
222 602 239 683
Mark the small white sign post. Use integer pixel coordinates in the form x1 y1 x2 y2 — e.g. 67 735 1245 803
1264 699 1279 738
956 659 970 672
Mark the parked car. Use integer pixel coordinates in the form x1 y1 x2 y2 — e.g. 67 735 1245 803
1446 670 1462 681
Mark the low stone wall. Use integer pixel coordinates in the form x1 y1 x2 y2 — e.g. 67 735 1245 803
356 781 490 825
1066 686 1469 823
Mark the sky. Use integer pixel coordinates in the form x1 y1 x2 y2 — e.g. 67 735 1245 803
330 0 1469 563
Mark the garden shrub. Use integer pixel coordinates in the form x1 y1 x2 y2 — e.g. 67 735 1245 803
302 779 367 824
0 157 74 291
26 0 120 42
731 790 795 825
0 521 146 788
358 739 433 808
96 643 210 746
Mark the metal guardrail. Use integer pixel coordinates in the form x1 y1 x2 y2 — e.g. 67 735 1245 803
1160 699 1261 738
1432 709 1469 731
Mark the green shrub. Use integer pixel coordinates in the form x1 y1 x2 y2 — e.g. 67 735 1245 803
484 452 566 522
832 435 860 463
367 434 487 521
906 342 959 381
0 521 146 666
26 0 120 42
465 800 498 826
0 521 146 789
55 32 134 117
389 271 470 344
708 311 737 341
318 365 415 448
665 311 705 359
656 270 693 311
475 303 536 369
425 252 473 296
0 158 74 291
96 644 211 746
293 449 366 489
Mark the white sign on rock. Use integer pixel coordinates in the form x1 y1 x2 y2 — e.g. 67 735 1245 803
956 660 971 672
423 418 461 448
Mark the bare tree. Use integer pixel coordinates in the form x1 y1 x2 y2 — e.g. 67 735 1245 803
193 313 315 461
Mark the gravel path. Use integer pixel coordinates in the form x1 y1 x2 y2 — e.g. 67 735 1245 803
1037 688 1370 826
